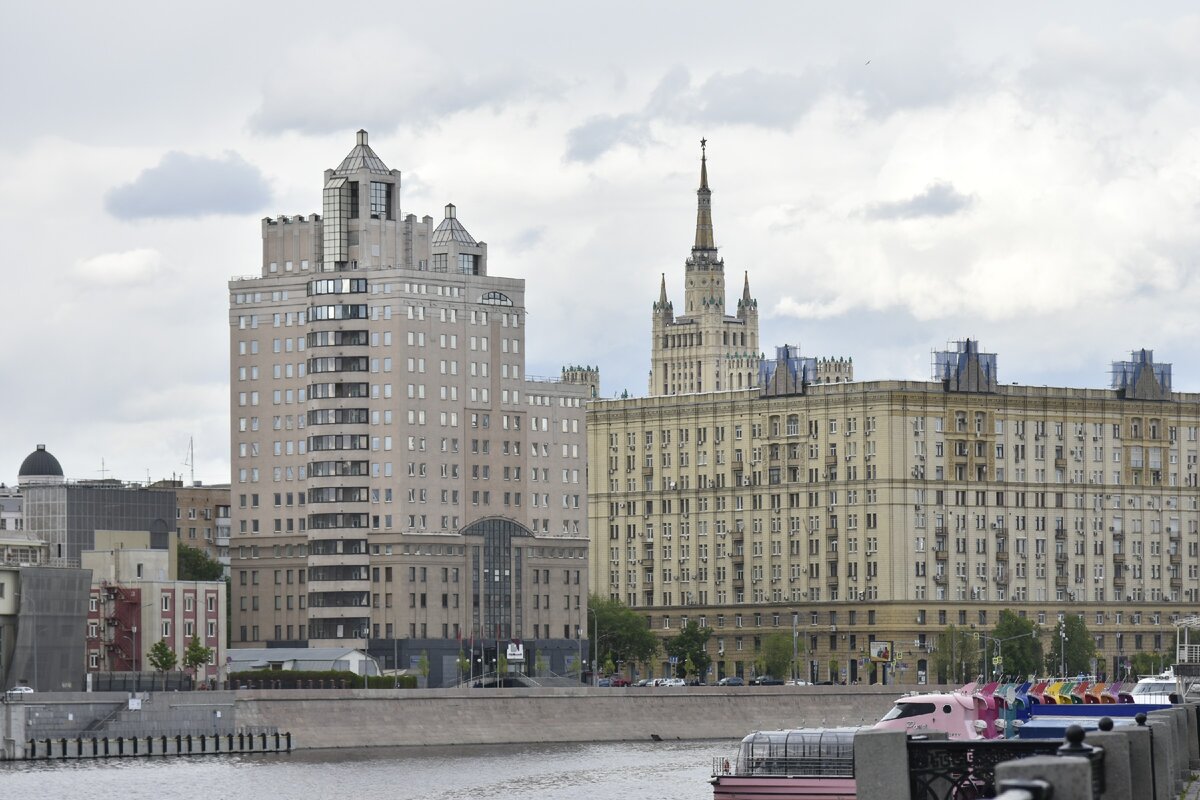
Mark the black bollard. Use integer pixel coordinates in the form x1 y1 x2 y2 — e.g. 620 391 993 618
1136 712 1148 726
1099 717 1114 732
60 738 67 759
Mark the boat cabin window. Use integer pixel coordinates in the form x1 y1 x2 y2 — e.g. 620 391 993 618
879 702 936 721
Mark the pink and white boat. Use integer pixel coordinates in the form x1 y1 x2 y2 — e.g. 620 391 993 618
710 726 859 800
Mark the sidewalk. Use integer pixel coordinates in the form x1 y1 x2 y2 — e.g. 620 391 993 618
1182 772 1200 800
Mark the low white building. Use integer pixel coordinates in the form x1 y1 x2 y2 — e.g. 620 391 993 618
227 647 379 676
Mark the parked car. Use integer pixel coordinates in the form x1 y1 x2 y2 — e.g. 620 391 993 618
717 676 744 686
751 676 785 686
5 685 34 699
634 679 650 687
596 678 613 687
786 679 811 686
610 677 631 687
660 677 686 687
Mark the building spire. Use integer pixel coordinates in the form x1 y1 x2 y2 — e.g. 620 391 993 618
742 271 752 305
659 273 669 307
694 138 715 251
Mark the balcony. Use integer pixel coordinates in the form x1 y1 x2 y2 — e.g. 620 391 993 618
995 571 1009 585
933 548 948 561
1054 529 1067 541
1055 552 1068 564
1055 575 1068 587
935 526 948 536
1170 553 1182 565
933 575 947 585
732 579 745 591
1171 577 1183 590
995 550 1009 562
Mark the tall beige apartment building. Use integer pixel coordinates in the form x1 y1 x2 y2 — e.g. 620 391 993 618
590 151 1200 685
229 133 594 683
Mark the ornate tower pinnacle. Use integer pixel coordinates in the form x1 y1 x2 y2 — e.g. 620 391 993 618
694 138 714 251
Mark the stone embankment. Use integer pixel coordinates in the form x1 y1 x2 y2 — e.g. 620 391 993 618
3 683 904 757
234 683 902 749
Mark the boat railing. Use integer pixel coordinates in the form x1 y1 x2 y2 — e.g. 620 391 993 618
711 753 854 778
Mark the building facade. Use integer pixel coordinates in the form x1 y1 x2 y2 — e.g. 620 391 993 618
82 546 226 684
228 132 593 678
19 445 176 569
591 155 1200 685
164 480 232 575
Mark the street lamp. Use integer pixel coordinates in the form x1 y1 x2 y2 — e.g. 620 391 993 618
790 611 799 682
1059 619 1068 677
586 605 599 687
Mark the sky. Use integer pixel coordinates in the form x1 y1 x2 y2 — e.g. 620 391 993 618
3 2 1200 487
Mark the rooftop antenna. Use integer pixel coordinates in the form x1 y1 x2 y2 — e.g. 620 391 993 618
183 436 195 485
97 458 109 480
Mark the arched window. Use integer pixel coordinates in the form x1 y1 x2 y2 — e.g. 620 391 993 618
480 291 513 306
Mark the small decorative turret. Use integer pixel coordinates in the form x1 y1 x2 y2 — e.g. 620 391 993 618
561 365 601 399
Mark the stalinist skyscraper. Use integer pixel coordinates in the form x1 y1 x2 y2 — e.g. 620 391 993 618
650 141 762 396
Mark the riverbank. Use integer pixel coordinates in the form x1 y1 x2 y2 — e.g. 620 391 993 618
235 684 902 749
3 683 907 757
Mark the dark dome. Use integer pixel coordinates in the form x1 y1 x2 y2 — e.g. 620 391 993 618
19 444 63 478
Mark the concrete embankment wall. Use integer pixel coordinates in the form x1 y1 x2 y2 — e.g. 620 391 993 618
234 684 906 750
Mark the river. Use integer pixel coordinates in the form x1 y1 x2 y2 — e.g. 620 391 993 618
0 738 739 799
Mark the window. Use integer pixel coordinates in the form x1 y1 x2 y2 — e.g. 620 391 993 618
370 181 392 218
162 595 171 612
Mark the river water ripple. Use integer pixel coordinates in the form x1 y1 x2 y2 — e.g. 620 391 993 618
1 738 738 800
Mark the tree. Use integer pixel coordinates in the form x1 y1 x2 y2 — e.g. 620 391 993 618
178 544 224 581
182 635 213 683
589 595 660 672
534 652 549 677
988 609 1042 679
1129 650 1168 679
758 632 793 679
933 625 977 685
418 651 430 687
147 639 177 690
1045 615 1097 676
664 621 713 679
457 649 471 682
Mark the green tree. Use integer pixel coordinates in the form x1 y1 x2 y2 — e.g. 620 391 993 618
177 544 224 581
589 595 660 672
418 651 430 686
457 649 471 682
1045 615 1097 676
1128 651 1168 679
758 632 794 679
147 639 177 690
664 621 713 679
933 625 977 684
534 652 549 677
182 635 213 684
988 609 1042 679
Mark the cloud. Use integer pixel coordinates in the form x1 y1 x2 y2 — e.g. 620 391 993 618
693 69 824 128
247 30 556 135
865 181 976 221
565 66 825 162
73 248 164 285
565 113 651 162
105 151 271 220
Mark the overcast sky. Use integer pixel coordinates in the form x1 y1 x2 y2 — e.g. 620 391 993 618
4 2 1200 487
